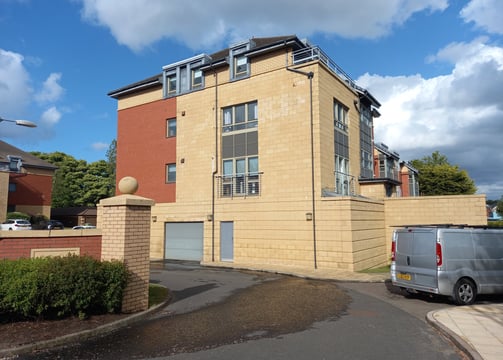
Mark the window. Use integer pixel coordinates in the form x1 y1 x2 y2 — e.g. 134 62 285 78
223 101 257 132
234 55 248 76
162 54 210 97
8 155 22 172
230 45 249 80
221 156 259 196
167 74 177 95
167 118 176 137
221 100 259 197
192 69 202 88
166 164 176 183
360 104 373 178
335 127 350 195
334 99 348 132
8 183 16 192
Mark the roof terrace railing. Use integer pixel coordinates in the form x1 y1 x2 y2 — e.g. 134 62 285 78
292 46 362 92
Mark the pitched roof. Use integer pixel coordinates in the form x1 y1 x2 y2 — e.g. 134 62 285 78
108 35 306 99
0 140 57 170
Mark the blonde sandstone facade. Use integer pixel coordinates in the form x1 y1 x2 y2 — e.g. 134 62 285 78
108 36 487 273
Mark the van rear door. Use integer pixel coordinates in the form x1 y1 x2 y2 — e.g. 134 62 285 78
393 228 438 292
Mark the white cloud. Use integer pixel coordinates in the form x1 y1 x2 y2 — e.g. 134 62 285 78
357 37 503 198
35 72 64 103
0 49 32 117
80 0 448 52
91 142 108 151
461 0 503 35
40 106 62 126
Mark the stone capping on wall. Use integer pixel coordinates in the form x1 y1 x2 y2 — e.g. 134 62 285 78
99 194 155 207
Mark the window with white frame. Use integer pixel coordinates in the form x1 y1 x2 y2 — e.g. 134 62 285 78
166 163 176 183
167 74 177 95
166 118 176 137
230 45 249 80
192 68 202 88
223 101 257 132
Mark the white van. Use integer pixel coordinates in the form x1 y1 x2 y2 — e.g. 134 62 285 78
390 225 503 305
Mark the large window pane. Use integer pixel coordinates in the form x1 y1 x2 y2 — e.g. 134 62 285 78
248 157 258 173
248 101 257 120
236 159 246 174
223 160 233 176
235 104 246 123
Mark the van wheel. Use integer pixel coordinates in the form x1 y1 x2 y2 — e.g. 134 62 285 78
453 279 476 305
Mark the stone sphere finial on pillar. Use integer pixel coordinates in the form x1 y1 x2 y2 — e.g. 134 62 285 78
118 176 139 195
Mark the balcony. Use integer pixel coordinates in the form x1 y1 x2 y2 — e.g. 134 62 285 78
378 168 400 182
320 171 357 197
292 46 361 92
217 173 262 198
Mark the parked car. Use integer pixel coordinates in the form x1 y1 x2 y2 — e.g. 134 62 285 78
72 224 96 230
0 219 32 231
46 220 65 230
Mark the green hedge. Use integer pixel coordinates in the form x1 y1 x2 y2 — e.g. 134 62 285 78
0 255 128 320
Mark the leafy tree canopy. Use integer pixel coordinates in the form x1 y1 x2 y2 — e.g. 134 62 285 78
32 146 116 208
497 196 503 216
410 151 477 196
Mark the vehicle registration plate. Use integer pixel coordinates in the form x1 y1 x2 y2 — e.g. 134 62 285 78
397 273 411 281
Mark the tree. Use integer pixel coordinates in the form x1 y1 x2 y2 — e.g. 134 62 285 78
31 151 115 207
497 196 503 216
106 139 117 195
410 151 477 196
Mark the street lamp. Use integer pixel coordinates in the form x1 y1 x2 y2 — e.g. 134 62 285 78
0 116 37 128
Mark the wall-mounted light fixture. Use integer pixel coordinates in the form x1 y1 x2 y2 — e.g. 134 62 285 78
181 111 186 116
306 212 313 221
152 216 157 223
207 214 213 222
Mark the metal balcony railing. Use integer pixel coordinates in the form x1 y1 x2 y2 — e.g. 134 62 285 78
378 169 400 182
335 171 356 196
217 173 262 198
292 46 362 92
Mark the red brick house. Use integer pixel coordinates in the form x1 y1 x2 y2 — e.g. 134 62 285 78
0 140 57 221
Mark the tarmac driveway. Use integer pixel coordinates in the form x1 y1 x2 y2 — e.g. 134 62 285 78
19 261 463 360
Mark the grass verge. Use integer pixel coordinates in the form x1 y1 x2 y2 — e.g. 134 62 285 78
149 284 170 307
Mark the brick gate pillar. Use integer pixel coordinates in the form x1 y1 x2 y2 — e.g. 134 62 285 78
99 177 154 313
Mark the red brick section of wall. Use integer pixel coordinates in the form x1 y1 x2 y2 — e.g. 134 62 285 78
9 173 53 206
116 98 176 203
0 235 101 260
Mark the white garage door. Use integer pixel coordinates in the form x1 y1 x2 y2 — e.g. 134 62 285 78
165 222 203 261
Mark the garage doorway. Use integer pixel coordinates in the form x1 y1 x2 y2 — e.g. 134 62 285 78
165 222 203 261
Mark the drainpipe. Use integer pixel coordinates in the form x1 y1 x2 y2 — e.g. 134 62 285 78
287 67 317 269
211 69 218 262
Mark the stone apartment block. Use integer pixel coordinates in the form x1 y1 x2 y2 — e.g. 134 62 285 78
108 35 486 273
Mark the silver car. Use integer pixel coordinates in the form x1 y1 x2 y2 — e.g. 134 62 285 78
0 219 32 231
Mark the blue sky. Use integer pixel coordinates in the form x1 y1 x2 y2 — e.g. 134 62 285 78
1 0 503 199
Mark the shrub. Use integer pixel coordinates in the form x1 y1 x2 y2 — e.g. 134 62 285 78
487 220 503 228
0 255 128 320
5 212 30 221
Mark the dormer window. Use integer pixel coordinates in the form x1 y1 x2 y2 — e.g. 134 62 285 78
230 44 250 80
162 54 210 98
7 155 22 172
